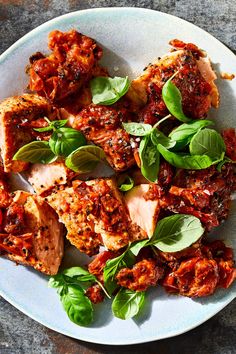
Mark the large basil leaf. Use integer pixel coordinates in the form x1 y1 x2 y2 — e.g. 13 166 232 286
189 128 226 160
169 120 213 150
112 288 145 320
157 144 215 169
65 145 106 173
139 135 160 182
162 77 191 123
49 127 86 157
151 214 204 252
13 141 56 164
151 128 176 149
122 122 152 136
61 284 93 326
90 76 130 105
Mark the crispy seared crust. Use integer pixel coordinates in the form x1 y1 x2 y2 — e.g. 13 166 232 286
0 94 55 173
46 178 147 255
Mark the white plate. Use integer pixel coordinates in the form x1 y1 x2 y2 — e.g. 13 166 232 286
0 7 235 345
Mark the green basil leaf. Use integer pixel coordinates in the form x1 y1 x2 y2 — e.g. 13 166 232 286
61 284 93 326
151 214 204 252
157 144 216 169
48 274 65 289
34 119 68 132
112 288 145 320
65 145 106 173
49 127 86 157
103 253 128 295
129 239 150 256
162 78 191 123
13 141 56 164
169 120 214 150
118 175 134 192
90 76 130 105
151 128 176 149
189 128 226 160
139 135 160 182
122 122 152 136
63 267 97 283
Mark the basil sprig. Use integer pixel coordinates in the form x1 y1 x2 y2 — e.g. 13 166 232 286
162 73 191 122
90 76 130 105
123 117 172 182
49 266 109 327
33 118 68 132
13 118 87 164
65 145 106 173
112 288 145 320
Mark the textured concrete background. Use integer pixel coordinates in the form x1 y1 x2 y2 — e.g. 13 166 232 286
0 1 236 353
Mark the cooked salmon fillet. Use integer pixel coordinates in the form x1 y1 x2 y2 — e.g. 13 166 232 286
72 105 136 172
0 187 64 275
127 39 219 124
124 184 160 238
0 94 56 173
46 178 146 255
28 161 77 195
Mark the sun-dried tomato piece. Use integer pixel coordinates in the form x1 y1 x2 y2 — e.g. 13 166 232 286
85 284 104 304
116 259 164 292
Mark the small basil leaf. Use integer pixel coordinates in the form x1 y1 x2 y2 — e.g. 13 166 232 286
169 120 214 150
151 214 204 252
61 284 93 326
63 267 97 283
157 144 215 169
151 128 176 149
34 119 68 132
90 76 130 105
190 128 226 160
103 252 128 295
48 274 65 289
49 127 86 157
34 126 54 132
118 175 134 192
139 135 160 182
13 141 56 164
112 288 145 320
122 122 152 136
129 239 150 256
65 145 106 173
162 78 191 123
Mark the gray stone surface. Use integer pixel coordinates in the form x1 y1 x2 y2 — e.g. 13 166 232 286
0 1 235 353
